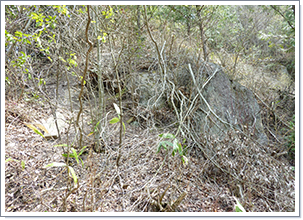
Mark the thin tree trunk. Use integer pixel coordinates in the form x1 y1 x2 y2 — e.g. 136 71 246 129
93 6 106 152
76 5 93 149
196 5 208 62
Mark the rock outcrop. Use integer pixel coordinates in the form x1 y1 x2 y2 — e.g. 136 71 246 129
193 63 268 145
85 50 268 145
132 61 268 145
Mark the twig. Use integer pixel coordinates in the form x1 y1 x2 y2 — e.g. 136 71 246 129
265 126 282 144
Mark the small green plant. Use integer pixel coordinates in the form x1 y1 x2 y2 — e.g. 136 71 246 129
43 142 81 200
54 144 87 167
157 133 188 165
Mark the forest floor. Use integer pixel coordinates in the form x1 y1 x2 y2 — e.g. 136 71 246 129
4 59 295 213
5 97 237 212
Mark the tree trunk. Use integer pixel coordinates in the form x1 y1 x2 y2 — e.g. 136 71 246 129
93 6 106 153
196 5 208 62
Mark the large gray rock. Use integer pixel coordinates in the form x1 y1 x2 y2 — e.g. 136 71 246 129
193 63 268 145
132 60 268 145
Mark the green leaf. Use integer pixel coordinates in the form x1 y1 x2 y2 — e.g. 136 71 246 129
43 162 67 168
165 141 174 147
21 161 25 170
156 145 162 153
157 141 174 153
5 77 11 85
181 156 188 166
62 153 77 158
122 122 126 133
109 117 120 124
68 166 77 187
234 197 246 212
80 158 84 167
71 148 79 164
78 146 87 156
38 79 44 86
69 59 77 67
15 31 23 37
178 143 183 156
159 133 175 139
5 158 19 163
235 206 243 212
158 141 167 152
94 121 101 131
